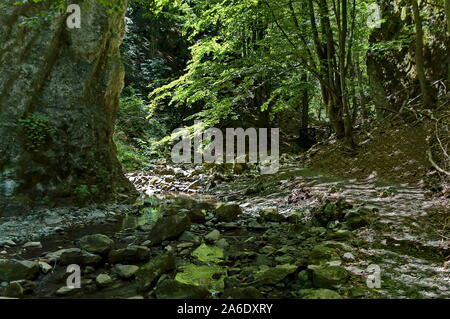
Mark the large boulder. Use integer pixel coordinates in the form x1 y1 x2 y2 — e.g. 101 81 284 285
259 208 286 222
148 214 191 245
108 245 150 264
215 203 242 222
308 265 350 289
254 264 298 284
58 248 102 266
307 245 341 265
135 254 175 291
0 259 39 281
0 0 136 216
114 264 139 279
79 234 114 255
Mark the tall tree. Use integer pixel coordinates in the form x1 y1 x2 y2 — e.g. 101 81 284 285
445 0 450 84
410 0 433 108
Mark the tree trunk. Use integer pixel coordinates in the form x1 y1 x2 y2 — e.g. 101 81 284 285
0 0 137 216
410 0 433 108
300 74 310 133
445 0 450 85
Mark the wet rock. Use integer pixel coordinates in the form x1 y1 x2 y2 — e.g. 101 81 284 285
5 281 24 298
108 246 150 264
23 241 42 249
177 242 194 249
247 221 266 230
299 288 342 299
222 286 263 299
259 208 286 222
155 279 210 299
148 214 191 245
179 249 190 256
0 240 16 247
178 208 206 223
308 265 350 289
115 265 139 279
215 238 229 249
205 230 221 243
55 286 78 296
179 231 201 244
79 234 114 255
254 264 298 284
84 266 95 274
215 203 242 222
220 222 239 229
96 274 113 288
135 254 175 291
42 211 63 225
38 262 53 274
58 248 102 266
0 259 39 281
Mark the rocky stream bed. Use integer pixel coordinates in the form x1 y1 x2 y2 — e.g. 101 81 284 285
0 158 449 299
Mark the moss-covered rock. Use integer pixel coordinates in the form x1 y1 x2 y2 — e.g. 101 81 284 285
259 208 286 222
307 245 341 265
308 265 350 289
148 214 191 244
0 259 39 282
135 254 175 291
79 234 114 255
108 246 150 264
215 203 242 222
254 264 298 284
155 279 210 299
299 288 342 299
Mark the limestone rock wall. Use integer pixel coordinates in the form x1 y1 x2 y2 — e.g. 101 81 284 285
0 0 136 216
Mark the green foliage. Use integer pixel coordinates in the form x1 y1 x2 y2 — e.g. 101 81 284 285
147 0 372 130
115 90 169 170
75 184 100 201
19 113 55 152
121 0 190 96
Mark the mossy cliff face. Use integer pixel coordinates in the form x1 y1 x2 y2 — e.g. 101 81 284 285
0 0 136 216
367 0 449 118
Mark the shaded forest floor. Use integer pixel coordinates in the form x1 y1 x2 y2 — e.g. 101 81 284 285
303 122 430 185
